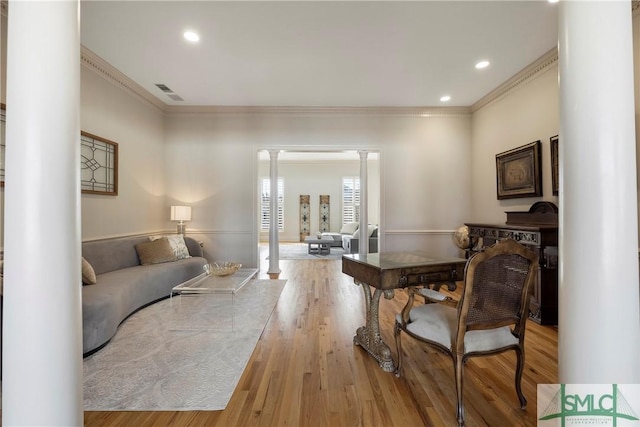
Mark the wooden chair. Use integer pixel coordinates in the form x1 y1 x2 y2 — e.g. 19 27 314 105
394 239 539 426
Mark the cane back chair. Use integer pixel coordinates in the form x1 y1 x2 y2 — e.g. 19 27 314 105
394 239 539 426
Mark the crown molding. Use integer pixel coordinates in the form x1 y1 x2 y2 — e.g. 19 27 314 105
163 105 471 117
80 43 471 118
80 45 166 112
471 47 558 113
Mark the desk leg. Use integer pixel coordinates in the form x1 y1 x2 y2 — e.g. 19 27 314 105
353 280 395 372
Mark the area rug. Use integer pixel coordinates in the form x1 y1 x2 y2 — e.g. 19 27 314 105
268 243 346 260
83 279 287 411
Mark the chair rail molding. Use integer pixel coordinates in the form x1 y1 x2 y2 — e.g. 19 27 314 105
385 229 455 235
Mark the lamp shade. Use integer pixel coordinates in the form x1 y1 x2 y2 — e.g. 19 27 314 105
170 205 192 222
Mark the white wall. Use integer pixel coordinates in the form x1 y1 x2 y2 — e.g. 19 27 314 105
257 158 380 242
164 112 472 266
470 65 560 224
80 69 166 240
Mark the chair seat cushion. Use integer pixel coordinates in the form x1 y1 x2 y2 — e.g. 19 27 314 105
397 303 519 353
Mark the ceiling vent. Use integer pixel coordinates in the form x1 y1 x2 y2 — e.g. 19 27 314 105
154 83 184 102
155 83 173 93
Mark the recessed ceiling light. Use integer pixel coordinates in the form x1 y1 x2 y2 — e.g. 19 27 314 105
440 95 451 102
183 31 200 43
475 60 490 69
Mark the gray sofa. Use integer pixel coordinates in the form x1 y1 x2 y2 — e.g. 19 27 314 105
319 232 348 247
322 222 379 253
82 235 207 356
321 222 362 248
342 227 379 254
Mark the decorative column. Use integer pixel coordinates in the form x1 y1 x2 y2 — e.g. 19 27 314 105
558 0 640 383
358 150 369 256
3 1 83 425
268 150 281 278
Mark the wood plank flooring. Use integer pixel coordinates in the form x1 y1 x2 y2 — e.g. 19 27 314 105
84 257 558 426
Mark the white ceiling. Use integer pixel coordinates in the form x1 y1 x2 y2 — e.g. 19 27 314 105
80 1 559 108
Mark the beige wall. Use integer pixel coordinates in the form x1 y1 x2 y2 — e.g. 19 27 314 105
164 112 472 265
1 13 6 104
80 70 166 240
634 10 640 223
470 65 560 224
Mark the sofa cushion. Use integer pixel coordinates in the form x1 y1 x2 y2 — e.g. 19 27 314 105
149 234 191 260
83 236 151 275
340 222 359 235
368 225 378 237
135 238 177 265
82 257 97 285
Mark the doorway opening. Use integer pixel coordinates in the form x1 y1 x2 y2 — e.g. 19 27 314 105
257 149 381 263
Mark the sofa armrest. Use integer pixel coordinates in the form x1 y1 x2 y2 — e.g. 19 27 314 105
184 237 204 258
342 235 378 254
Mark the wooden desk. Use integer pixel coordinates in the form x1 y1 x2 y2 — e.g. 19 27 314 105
342 252 466 372
466 222 558 325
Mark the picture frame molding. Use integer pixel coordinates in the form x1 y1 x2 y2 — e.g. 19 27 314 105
495 140 542 200
550 135 559 196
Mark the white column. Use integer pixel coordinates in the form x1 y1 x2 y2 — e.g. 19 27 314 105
3 0 83 425
558 0 640 383
267 150 281 277
358 150 369 256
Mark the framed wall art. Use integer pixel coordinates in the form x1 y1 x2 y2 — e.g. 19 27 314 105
550 135 559 196
300 194 310 241
319 195 330 232
495 140 542 200
81 131 118 195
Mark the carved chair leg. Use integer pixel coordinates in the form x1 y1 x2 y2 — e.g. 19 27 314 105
455 355 465 426
515 346 527 409
394 323 403 377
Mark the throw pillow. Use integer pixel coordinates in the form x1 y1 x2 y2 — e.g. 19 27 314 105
81 257 97 285
367 225 378 238
149 234 191 259
340 222 359 235
135 238 178 265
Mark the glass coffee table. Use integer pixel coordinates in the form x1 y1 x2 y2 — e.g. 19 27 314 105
169 267 259 331
171 267 259 297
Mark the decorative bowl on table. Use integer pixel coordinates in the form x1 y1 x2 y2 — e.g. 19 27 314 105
204 262 242 277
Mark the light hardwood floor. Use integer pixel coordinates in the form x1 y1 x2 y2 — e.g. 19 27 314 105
84 256 558 427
